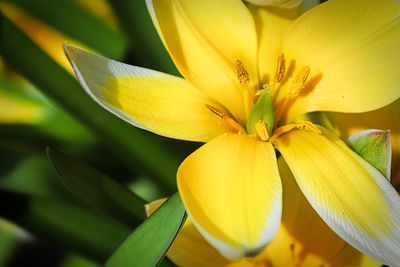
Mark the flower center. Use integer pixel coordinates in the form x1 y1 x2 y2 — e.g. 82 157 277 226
205 55 321 141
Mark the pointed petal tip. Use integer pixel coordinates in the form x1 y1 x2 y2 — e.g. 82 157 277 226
348 128 392 180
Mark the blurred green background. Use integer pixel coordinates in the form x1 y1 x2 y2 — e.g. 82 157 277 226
0 0 198 266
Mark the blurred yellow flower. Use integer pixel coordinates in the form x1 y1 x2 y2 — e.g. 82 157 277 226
65 0 400 265
0 0 117 124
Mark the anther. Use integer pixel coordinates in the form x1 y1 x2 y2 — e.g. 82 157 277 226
270 121 322 144
291 66 310 95
295 121 322 135
206 104 246 134
234 60 250 86
256 84 268 96
255 120 270 141
205 104 224 118
274 54 286 83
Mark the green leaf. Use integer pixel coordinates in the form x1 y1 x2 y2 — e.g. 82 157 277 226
0 13 179 192
47 147 146 229
0 217 32 267
348 129 392 180
59 254 101 267
3 0 128 59
0 155 78 201
106 194 185 267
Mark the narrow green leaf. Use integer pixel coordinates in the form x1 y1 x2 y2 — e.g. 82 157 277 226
59 254 101 267
0 14 179 191
106 194 185 267
4 0 127 59
348 129 392 180
0 217 32 266
0 155 78 202
47 147 146 229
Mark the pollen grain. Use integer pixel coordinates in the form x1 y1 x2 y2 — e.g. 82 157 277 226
274 54 286 83
205 104 246 134
234 59 250 86
291 66 310 95
255 120 270 141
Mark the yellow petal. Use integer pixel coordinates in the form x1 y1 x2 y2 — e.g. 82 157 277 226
275 127 400 266
247 0 302 8
178 133 282 260
258 157 380 267
250 5 301 87
330 99 400 187
279 0 400 122
64 45 235 142
146 0 259 124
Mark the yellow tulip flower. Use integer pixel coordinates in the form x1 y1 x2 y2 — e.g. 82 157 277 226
146 158 380 266
64 0 400 265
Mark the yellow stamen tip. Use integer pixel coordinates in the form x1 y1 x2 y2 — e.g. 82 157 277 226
234 60 250 86
255 120 270 141
291 66 310 95
205 104 224 118
274 54 286 83
295 121 322 135
206 104 246 134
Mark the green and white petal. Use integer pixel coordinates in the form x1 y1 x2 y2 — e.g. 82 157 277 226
64 45 234 142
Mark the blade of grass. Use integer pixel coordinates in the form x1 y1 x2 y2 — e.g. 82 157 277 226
47 147 146 229
106 193 185 267
0 14 179 192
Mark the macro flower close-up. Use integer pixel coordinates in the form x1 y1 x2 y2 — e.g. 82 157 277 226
1 0 400 266
63 0 400 266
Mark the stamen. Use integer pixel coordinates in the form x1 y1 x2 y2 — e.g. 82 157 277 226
270 121 322 144
274 54 286 83
234 60 250 86
291 66 310 95
255 120 270 141
206 104 246 134
205 104 224 118
256 84 268 96
295 121 322 135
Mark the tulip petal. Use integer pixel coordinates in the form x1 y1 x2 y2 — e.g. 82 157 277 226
178 133 282 260
146 0 259 124
279 0 400 122
275 127 400 266
64 45 235 142
262 157 380 267
249 5 301 86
